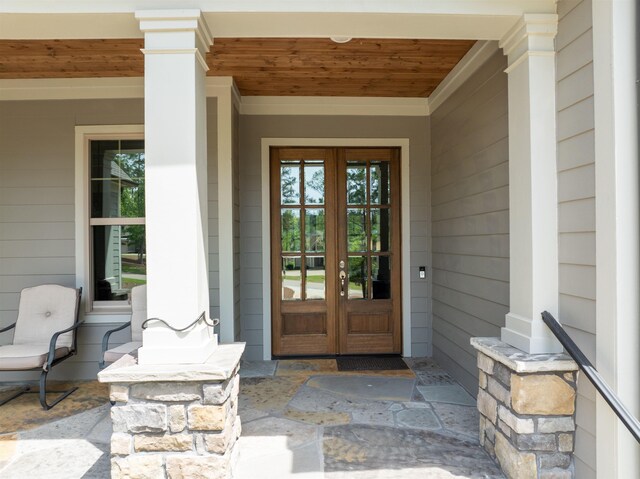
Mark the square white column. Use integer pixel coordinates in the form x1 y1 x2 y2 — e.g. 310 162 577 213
135 10 217 364
500 14 563 354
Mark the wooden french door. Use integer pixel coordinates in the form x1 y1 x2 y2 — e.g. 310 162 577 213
271 147 401 356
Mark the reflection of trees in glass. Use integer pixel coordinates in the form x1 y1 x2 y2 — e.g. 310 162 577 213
281 166 300 204
305 167 325 204
305 210 325 252
370 162 390 204
281 209 301 252
348 256 367 298
347 209 366 252
347 166 366 204
119 153 145 264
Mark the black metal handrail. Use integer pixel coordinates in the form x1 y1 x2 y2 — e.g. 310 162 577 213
141 312 219 332
542 311 640 443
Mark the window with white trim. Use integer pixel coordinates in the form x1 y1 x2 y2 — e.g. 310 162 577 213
89 138 146 308
75 126 146 314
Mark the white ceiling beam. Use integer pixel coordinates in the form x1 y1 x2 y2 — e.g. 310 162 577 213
0 1 557 15
1 1 556 40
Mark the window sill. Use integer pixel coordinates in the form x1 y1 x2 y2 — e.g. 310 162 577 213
82 310 131 325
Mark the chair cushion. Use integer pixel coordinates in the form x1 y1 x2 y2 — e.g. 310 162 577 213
104 341 142 364
130 285 147 342
13 285 78 349
0 344 70 370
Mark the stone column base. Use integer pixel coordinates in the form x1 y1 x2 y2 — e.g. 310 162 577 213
471 338 578 479
98 343 245 479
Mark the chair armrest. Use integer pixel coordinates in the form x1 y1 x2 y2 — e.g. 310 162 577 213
100 321 132 367
102 321 132 352
45 319 85 372
0 322 16 334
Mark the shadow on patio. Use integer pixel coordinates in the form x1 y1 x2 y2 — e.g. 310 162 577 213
236 358 504 479
0 359 503 479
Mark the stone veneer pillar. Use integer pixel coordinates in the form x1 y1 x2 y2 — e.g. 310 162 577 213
98 343 245 479
471 338 579 479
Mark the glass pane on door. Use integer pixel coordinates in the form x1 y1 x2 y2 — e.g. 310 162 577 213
305 209 325 252
304 163 325 204
371 256 391 299
370 209 391 252
347 208 367 252
282 257 301 300
343 155 394 302
281 209 301 252
279 155 328 305
305 256 325 300
281 164 301 204
346 163 367 205
370 161 390 205
348 256 368 299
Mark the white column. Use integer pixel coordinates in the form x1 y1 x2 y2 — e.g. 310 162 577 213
135 10 217 365
213 80 237 344
499 14 562 354
594 0 640 476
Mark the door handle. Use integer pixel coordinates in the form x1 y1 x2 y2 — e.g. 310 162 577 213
339 270 347 297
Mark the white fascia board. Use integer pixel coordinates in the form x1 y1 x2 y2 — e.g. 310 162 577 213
206 13 518 40
240 96 429 117
0 78 144 100
0 13 142 39
1 1 557 15
427 40 500 114
0 12 517 40
0 77 428 118
0 0 556 40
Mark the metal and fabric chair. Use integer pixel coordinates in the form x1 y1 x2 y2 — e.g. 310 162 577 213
0 285 83 410
100 284 146 369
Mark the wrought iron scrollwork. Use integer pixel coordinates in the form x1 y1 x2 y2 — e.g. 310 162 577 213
141 312 219 332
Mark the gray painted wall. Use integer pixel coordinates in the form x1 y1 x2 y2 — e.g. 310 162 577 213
238 115 431 360
0 99 143 380
0 98 221 380
556 0 596 477
430 50 510 395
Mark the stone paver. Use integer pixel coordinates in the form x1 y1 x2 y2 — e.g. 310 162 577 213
417 384 477 406
240 360 278 378
0 358 505 479
242 416 318 449
236 358 503 479
323 424 503 478
306 376 415 402
0 404 111 479
395 407 441 430
431 402 479 439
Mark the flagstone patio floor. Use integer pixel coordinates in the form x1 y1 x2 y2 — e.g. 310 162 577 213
0 357 504 478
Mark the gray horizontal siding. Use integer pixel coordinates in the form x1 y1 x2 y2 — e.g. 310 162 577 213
430 49 509 395
239 115 431 359
0 99 144 380
0 97 224 380
556 0 596 477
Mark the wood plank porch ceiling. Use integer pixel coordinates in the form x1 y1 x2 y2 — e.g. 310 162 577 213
0 38 476 97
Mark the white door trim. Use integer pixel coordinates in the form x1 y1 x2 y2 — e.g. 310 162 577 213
261 138 412 360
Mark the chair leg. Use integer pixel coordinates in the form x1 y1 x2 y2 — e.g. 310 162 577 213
0 385 30 407
38 369 78 411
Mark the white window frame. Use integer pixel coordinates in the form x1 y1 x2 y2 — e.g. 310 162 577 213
74 125 144 323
